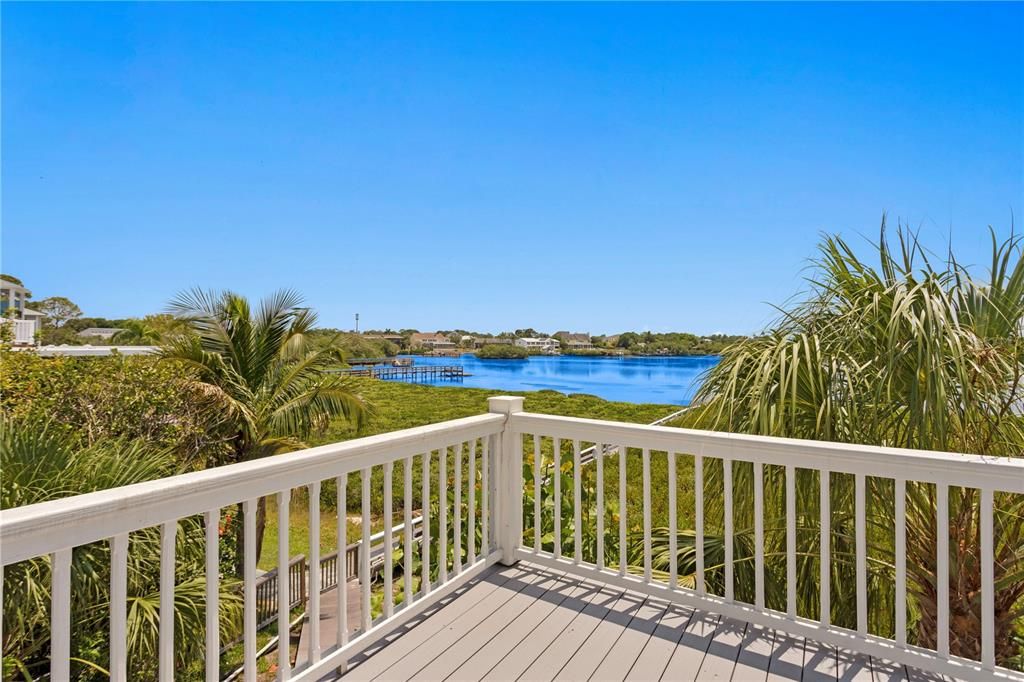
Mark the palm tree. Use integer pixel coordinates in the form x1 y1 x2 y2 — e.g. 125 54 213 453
1 416 243 679
673 222 1024 666
112 319 162 345
161 289 369 573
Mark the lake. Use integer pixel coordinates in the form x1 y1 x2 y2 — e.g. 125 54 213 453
394 354 720 405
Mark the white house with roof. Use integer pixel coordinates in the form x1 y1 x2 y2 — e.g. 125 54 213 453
513 336 560 354
0 280 42 345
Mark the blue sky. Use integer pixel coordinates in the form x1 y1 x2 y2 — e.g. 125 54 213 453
3 2 1021 335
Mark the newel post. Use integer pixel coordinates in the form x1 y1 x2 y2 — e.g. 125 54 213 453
488 396 524 566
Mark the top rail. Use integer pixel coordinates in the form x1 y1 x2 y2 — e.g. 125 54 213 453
0 413 505 565
511 412 1024 494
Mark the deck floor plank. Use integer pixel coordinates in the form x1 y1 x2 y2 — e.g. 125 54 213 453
516 582 626 680
660 609 720 681
624 603 694 681
330 563 968 682
446 572 585 681
378 567 550 681
482 577 609 681
731 623 776 682
342 565 526 681
554 589 647 680
408 570 570 680
696 617 747 681
589 596 669 681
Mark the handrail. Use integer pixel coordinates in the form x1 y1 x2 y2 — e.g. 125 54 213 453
512 411 1024 493
0 413 504 564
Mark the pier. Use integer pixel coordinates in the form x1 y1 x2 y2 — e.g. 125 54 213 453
339 364 467 382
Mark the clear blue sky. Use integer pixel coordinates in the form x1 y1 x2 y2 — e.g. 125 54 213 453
3 2 1021 335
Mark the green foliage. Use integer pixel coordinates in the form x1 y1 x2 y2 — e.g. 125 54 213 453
0 351 231 469
161 288 370 572
0 417 242 680
1 274 24 286
474 344 529 359
35 296 82 328
677 223 1024 665
112 319 162 345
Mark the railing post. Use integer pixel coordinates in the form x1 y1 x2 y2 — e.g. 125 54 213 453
489 396 524 566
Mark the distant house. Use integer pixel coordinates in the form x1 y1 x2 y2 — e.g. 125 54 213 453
1 280 40 345
513 337 560 354
473 336 514 348
555 331 594 351
78 327 125 341
409 332 456 350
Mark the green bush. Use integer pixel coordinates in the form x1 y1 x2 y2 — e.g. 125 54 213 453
474 344 528 359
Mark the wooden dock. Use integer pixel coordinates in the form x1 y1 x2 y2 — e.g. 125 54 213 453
340 365 467 382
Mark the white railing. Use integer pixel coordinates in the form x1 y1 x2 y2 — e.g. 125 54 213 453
2 396 1023 681
509 406 1024 682
0 402 513 682
3 318 36 345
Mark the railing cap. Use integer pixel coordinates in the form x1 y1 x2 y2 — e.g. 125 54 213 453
488 396 524 414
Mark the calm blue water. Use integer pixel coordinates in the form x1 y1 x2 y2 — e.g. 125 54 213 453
393 354 720 405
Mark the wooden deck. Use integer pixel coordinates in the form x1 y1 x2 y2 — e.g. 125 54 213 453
329 562 957 682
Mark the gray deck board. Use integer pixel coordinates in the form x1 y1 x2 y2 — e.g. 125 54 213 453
327 562 965 682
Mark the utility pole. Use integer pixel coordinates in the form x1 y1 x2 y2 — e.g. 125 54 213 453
355 313 359 334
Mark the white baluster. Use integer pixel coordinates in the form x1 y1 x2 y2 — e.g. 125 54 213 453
454 443 462 573
404 458 414 607
533 435 542 553
309 481 322 662
468 439 476 564
820 471 831 626
361 467 372 633
695 452 704 594
754 462 764 609
277 490 291 679
981 487 994 670
724 458 734 602
439 445 448 583
936 482 949 656
894 478 905 646
668 452 677 589
786 465 796 617
160 521 176 682
642 448 652 582
619 444 627 576
574 440 582 565
596 443 605 571
204 510 220 682
554 437 562 558
422 452 431 595
337 475 348 650
482 437 489 554
110 533 128 682
51 548 72 682
383 462 394 618
856 473 867 635
243 500 257 682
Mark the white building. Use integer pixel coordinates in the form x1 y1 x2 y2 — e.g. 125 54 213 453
0 280 41 345
513 337 560 354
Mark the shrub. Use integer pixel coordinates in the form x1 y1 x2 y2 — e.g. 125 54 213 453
474 344 528 359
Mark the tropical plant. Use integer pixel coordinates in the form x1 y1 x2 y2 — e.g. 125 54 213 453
0 416 242 680
112 319 163 345
161 289 369 574
676 223 1024 666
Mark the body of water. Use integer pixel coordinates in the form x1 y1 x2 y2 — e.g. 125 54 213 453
393 354 720 405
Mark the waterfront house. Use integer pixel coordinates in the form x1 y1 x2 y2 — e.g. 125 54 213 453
409 332 457 351
473 336 514 348
513 336 560 354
